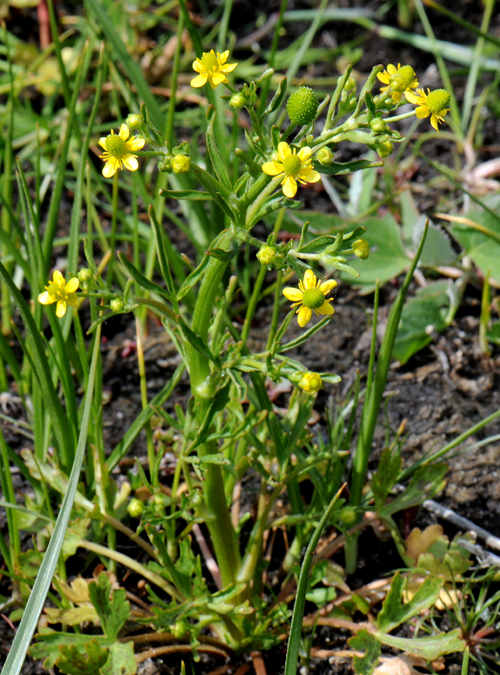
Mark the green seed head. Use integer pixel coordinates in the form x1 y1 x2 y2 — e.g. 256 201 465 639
390 65 415 92
283 153 302 176
104 133 126 158
426 89 451 114
110 298 124 313
370 117 388 134
302 287 325 310
286 86 319 127
230 93 247 109
201 51 218 71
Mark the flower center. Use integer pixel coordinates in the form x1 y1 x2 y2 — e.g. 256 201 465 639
47 282 67 299
283 154 302 177
390 65 415 92
302 287 325 309
104 134 127 158
201 52 219 71
425 89 451 115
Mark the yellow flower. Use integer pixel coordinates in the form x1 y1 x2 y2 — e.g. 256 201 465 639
298 372 323 394
38 270 79 318
191 50 237 89
377 64 419 103
283 269 337 328
405 88 451 131
99 124 145 178
262 142 321 199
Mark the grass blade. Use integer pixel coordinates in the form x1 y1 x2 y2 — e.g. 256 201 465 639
0 321 102 675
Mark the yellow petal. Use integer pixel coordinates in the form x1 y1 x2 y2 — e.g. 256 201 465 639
122 155 139 172
319 279 337 294
53 270 64 285
297 306 312 327
391 92 402 103
211 71 227 87
219 50 229 63
277 142 291 161
415 106 429 119
377 72 390 84
282 176 297 198
126 136 145 152
283 288 303 302
430 114 439 131
38 291 55 305
98 137 108 150
119 124 130 141
298 147 312 162
190 73 207 88
303 269 316 289
192 59 204 73
405 90 421 105
56 301 67 318
262 161 283 177
102 159 118 178
222 62 237 74
298 168 321 184
66 278 79 293
387 64 397 74
317 300 334 316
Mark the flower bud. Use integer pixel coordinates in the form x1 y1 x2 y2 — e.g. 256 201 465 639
230 93 247 109
172 619 190 639
337 505 357 527
172 154 191 174
298 372 323 394
126 113 143 130
77 268 92 283
352 239 370 260
370 118 388 134
286 86 319 127
127 498 144 518
256 246 277 266
344 76 356 91
110 298 124 312
316 146 334 166
376 141 394 157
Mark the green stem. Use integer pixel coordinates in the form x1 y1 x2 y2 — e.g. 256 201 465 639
108 171 119 286
136 316 155 474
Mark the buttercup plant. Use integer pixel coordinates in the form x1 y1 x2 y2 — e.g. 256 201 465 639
15 48 460 669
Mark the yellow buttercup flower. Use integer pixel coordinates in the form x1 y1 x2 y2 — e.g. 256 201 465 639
377 64 419 103
99 124 145 178
405 88 451 131
191 50 237 89
283 269 337 328
262 142 321 199
38 270 79 318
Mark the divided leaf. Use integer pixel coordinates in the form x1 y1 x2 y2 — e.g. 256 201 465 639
349 629 381 675
56 640 109 675
88 573 130 641
376 572 442 633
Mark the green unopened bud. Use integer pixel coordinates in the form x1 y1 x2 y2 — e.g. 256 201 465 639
298 372 323 394
286 86 319 127
376 141 394 157
338 505 357 527
172 155 191 174
230 93 247 109
344 76 356 91
126 113 142 130
110 298 124 312
370 118 388 134
77 268 92 283
127 498 144 518
316 147 334 166
352 239 370 260
257 246 277 266
172 619 190 639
